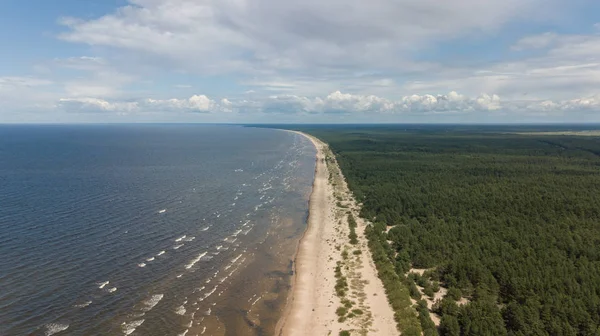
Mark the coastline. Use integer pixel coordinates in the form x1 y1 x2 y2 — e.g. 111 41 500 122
277 131 397 336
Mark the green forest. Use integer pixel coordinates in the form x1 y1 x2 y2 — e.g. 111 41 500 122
290 125 600 336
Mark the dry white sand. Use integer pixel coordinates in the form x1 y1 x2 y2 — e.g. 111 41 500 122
277 131 397 336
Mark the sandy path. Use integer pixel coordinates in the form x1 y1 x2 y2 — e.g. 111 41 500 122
277 131 398 336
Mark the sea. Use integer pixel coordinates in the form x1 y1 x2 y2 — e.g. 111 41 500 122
0 124 316 336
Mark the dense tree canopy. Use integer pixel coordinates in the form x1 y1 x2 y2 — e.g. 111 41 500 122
291 125 600 336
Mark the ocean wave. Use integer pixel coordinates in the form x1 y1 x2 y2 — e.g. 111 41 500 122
198 285 218 302
146 257 155 262
73 300 92 308
182 236 195 242
251 295 262 306
201 226 210 231
138 263 146 268
158 209 167 214
108 287 117 293
157 250 166 256
44 323 69 335
230 253 243 264
175 235 186 242
98 281 109 289
175 305 186 315
173 244 184 250
121 320 144 335
142 294 164 312
178 330 189 336
185 252 207 269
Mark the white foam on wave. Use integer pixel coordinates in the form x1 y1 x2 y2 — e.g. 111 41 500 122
198 285 218 302
146 257 155 262
201 326 207 334
232 229 242 237
179 330 189 336
122 320 144 335
183 236 195 242
108 287 117 293
73 300 92 308
159 209 167 214
44 323 69 335
201 226 210 231
185 252 207 269
177 274 183 278
157 250 166 256
173 244 184 250
231 253 243 264
251 295 262 306
138 263 146 268
98 281 110 289
175 305 186 315
142 294 164 312
223 237 237 244
175 235 187 242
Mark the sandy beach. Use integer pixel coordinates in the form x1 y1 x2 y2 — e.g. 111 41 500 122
277 131 398 336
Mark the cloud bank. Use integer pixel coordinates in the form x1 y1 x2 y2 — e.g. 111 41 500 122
55 91 600 118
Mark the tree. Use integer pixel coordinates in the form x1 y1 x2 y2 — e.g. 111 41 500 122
440 315 460 336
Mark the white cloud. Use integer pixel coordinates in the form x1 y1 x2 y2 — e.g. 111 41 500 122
0 76 53 88
54 90 600 117
145 94 216 112
511 32 559 50
59 97 139 113
4 0 600 123
57 0 551 77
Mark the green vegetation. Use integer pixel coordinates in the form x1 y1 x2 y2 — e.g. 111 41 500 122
291 125 600 336
339 331 351 336
365 221 422 335
348 213 358 245
335 261 348 297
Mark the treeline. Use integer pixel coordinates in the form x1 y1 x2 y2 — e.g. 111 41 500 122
294 126 600 336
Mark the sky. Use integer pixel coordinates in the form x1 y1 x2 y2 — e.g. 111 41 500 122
2 0 600 123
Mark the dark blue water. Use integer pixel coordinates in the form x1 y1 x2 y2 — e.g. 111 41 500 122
0 125 315 336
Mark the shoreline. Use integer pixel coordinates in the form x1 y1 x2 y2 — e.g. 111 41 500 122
277 131 397 336
275 130 328 335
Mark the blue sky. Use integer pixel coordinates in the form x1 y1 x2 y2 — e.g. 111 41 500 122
1 0 600 123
